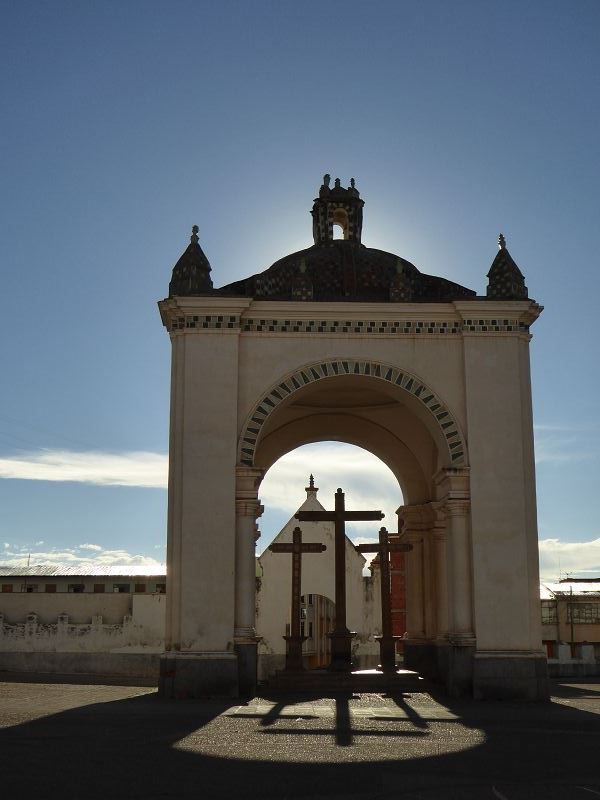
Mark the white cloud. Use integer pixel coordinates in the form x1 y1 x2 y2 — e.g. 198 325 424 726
261 443 402 532
78 543 103 551
538 538 600 581
0 449 168 488
0 544 164 570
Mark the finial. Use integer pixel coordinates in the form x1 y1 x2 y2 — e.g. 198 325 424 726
334 177 341 189
305 474 318 494
350 178 355 189
498 233 506 250
191 225 199 244
323 173 331 187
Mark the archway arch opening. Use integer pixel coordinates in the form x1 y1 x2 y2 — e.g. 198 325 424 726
258 441 403 559
255 442 407 675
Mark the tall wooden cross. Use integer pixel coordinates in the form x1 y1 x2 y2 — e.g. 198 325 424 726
297 488 384 671
355 525 412 672
268 526 326 671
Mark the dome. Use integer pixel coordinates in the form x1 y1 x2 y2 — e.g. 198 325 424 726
216 240 476 303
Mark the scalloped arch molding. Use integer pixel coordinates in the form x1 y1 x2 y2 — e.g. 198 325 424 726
238 359 466 467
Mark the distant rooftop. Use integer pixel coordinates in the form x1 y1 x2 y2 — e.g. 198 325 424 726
0 564 166 578
541 580 600 599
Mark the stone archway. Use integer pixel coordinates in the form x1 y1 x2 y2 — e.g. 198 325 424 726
158 176 547 701
238 358 467 470
241 369 473 689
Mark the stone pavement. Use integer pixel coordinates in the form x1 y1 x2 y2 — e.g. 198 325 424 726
1 674 600 799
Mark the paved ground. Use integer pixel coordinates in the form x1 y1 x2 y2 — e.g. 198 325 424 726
1 674 600 799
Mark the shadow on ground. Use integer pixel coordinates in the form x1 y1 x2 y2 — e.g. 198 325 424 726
1 677 599 799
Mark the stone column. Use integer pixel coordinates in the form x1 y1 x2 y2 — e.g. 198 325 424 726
403 529 425 640
444 499 474 642
432 516 449 641
235 466 263 696
397 504 436 678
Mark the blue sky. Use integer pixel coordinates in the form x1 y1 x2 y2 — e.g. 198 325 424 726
1 0 599 579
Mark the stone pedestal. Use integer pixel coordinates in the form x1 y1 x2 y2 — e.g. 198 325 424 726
472 652 549 700
159 652 238 699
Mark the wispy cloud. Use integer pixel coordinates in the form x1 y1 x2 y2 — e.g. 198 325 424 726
0 450 168 488
534 424 597 466
0 542 164 569
539 537 600 581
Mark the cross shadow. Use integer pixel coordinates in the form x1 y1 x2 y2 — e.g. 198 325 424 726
1 678 599 799
385 692 429 729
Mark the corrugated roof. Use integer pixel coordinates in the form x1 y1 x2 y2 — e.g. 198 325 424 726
541 581 600 599
0 564 166 578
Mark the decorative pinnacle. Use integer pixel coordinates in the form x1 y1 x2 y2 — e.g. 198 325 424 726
191 225 199 244
350 178 355 188
498 233 506 250
306 474 318 493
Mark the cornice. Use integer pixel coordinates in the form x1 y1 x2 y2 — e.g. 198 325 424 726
159 295 543 336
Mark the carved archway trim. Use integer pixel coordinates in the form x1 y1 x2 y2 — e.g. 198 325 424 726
238 359 466 467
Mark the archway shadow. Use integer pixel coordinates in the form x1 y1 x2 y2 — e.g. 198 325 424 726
1 679 599 799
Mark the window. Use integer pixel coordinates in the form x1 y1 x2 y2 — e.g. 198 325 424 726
93 584 105 593
1 584 12 593
567 603 600 624
113 583 130 593
155 583 166 594
22 584 38 593
541 601 557 624
134 583 146 593
68 584 85 593
45 584 57 593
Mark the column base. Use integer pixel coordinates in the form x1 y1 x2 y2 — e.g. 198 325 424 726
404 640 475 695
234 641 258 697
327 630 356 672
283 635 307 672
473 652 549 701
159 652 239 699
374 635 402 672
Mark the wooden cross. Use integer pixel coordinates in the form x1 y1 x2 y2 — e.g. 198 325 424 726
356 525 412 672
269 526 326 671
297 488 384 671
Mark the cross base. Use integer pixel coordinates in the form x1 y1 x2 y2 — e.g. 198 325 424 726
374 635 403 673
327 630 356 672
283 635 307 672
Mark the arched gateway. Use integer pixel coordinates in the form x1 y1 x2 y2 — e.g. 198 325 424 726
158 176 547 700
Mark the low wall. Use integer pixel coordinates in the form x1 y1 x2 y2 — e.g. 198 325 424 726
0 651 159 683
0 592 132 625
0 593 166 680
548 660 600 678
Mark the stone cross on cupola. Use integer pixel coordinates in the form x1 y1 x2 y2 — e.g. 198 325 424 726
311 174 365 245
